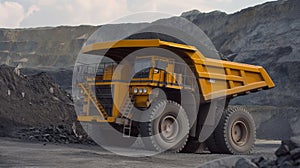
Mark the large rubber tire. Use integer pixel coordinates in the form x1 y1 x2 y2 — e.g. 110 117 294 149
89 123 138 148
206 106 256 154
139 100 189 152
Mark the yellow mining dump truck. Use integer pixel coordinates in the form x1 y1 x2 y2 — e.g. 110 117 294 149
76 39 274 154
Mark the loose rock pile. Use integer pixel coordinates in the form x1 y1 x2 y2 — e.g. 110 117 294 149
15 125 96 145
235 136 300 168
0 64 76 136
0 65 97 145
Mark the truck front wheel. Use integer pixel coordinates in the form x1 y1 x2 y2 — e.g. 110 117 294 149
139 100 189 152
206 106 256 154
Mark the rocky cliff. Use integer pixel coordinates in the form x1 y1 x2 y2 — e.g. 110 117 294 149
181 0 300 108
0 26 98 68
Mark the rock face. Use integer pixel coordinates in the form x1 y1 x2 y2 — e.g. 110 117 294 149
0 0 299 139
0 26 98 68
181 0 300 108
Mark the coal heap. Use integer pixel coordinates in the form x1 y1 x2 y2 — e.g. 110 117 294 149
0 64 76 136
16 125 95 145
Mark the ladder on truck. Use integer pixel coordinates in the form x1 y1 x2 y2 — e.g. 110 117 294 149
79 83 109 119
120 96 134 137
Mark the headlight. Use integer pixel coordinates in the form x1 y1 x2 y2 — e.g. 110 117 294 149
143 88 147 93
139 88 143 93
133 88 138 94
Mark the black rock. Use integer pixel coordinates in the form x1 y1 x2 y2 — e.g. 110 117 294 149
294 159 300 166
259 159 276 168
42 134 50 137
277 155 292 167
290 148 300 160
280 140 298 154
252 156 268 166
279 161 294 168
290 136 300 148
275 142 290 157
235 158 258 168
14 125 96 145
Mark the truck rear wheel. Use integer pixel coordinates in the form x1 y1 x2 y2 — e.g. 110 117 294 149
206 106 256 154
139 100 189 152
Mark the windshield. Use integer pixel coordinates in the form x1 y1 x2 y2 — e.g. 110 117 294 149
133 68 150 78
133 58 152 78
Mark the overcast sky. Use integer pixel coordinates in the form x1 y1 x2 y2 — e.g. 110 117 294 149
0 0 275 28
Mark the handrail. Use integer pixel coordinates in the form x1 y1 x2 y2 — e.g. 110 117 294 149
78 83 109 119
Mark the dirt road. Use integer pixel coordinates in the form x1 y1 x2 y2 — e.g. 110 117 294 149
0 138 280 168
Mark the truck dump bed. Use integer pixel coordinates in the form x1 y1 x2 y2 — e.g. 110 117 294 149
82 39 275 101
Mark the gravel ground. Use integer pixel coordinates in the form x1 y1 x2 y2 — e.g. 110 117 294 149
0 138 280 168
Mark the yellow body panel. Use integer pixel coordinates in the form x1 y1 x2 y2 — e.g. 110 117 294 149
82 39 274 99
77 39 275 123
77 116 115 122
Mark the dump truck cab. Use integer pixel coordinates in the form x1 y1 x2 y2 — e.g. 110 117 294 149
131 56 175 108
130 56 193 108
